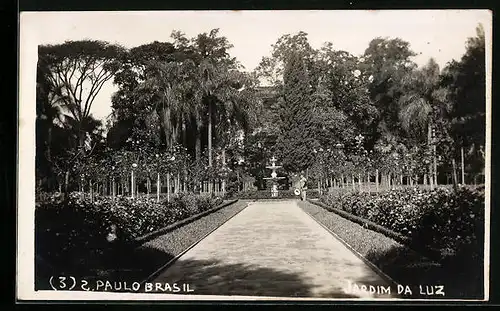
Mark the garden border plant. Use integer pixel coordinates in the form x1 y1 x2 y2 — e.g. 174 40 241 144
309 185 485 266
307 199 443 262
35 192 231 279
135 199 239 243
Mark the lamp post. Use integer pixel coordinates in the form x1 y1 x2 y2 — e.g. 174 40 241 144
131 163 138 199
166 155 175 202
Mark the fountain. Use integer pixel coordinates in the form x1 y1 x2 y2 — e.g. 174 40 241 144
263 156 285 197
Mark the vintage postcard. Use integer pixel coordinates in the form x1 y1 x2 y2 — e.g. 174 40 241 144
18 10 492 302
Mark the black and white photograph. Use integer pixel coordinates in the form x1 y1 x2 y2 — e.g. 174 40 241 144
18 10 491 301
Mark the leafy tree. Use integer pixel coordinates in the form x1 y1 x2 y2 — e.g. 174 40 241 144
316 44 378 140
362 37 417 142
38 40 125 147
256 31 316 86
444 24 486 183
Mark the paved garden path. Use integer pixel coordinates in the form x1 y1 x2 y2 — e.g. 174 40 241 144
150 200 397 299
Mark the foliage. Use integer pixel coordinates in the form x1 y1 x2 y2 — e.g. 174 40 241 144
35 192 224 269
36 25 487 205
319 186 485 263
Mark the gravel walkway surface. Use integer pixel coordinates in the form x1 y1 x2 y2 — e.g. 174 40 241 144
141 200 249 259
149 200 396 299
298 200 406 258
100 200 250 284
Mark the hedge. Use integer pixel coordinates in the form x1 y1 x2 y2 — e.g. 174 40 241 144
317 186 485 265
230 189 320 200
35 192 224 270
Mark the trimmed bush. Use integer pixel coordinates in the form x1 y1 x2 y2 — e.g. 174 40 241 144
35 192 224 271
319 186 485 264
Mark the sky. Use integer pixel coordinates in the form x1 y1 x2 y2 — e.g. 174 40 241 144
20 10 492 121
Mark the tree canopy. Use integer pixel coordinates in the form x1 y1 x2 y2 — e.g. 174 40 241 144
36 24 487 193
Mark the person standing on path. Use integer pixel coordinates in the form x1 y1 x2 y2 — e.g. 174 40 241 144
299 173 307 201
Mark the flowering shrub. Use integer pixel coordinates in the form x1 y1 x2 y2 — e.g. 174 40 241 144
35 193 224 270
320 186 485 263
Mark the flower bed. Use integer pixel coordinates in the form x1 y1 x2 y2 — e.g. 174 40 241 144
35 192 224 273
231 189 320 200
319 186 485 265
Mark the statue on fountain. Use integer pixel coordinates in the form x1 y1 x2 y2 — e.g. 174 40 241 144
264 156 285 198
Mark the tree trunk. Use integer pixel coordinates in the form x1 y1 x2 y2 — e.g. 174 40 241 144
366 172 370 193
62 170 70 199
177 173 181 193
167 172 171 203
173 174 177 194
427 123 434 189
433 143 438 187
375 169 379 192
90 180 93 203
208 102 212 168
195 135 201 161
221 149 226 195
358 173 362 192
452 158 459 190
182 120 187 149
46 126 52 162
461 146 465 184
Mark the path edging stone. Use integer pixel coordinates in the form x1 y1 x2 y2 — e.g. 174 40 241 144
307 199 443 263
139 200 249 287
135 199 239 244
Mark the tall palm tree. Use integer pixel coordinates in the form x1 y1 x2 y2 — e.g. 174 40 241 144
138 59 199 150
398 58 451 186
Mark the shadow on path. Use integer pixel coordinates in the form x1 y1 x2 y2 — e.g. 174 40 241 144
148 257 317 297
36 242 400 299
